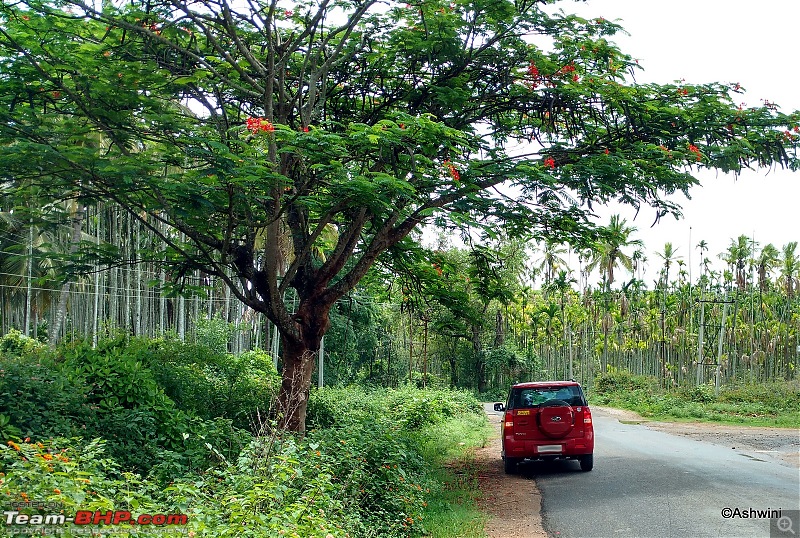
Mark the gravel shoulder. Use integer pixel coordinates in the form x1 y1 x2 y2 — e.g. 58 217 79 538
593 406 800 468
474 404 799 538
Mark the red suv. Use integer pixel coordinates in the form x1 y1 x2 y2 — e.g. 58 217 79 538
494 381 594 474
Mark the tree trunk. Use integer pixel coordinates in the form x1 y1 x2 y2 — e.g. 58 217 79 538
275 299 331 433
472 323 486 393
49 204 84 347
276 337 318 432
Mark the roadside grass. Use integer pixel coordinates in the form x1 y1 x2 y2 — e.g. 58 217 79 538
590 371 800 428
418 414 493 538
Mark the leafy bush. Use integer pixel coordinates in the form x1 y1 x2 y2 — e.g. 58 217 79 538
1 333 491 536
594 370 658 395
718 380 800 410
307 385 483 432
0 329 47 357
0 334 248 476
193 314 238 354
310 422 430 537
147 339 280 431
680 383 716 403
0 348 92 440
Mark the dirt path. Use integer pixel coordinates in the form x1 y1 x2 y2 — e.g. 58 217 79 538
474 409 547 538
473 405 799 538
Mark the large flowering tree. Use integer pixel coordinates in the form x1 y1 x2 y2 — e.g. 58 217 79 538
1 0 797 431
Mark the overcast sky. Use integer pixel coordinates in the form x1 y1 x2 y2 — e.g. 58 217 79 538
563 0 800 285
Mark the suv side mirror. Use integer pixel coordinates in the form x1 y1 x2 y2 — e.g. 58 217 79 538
493 403 505 412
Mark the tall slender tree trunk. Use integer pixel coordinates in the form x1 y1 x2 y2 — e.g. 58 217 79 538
49 203 84 347
408 307 414 384
24 221 33 337
92 207 101 347
135 219 142 336
472 322 486 393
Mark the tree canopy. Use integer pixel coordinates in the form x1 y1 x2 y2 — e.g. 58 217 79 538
1 0 798 430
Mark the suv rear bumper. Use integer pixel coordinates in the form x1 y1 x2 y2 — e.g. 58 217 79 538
503 433 594 458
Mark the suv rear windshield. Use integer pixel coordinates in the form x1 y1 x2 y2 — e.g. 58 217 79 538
508 386 586 409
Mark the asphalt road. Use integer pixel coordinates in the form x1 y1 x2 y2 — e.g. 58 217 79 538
512 408 800 538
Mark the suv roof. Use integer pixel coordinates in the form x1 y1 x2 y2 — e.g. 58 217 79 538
511 380 581 389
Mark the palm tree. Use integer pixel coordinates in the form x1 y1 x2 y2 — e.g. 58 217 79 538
720 235 754 291
755 244 780 293
536 239 568 287
656 242 681 290
632 248 647 282
780 242 798 300
546 270 578 379
587 215 643 289
587 215 643 372
655 242 681 387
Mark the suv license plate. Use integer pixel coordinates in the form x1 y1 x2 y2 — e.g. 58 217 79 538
538 445 562 453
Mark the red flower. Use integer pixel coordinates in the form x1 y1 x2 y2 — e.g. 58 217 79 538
528 62 540 77
544 157 556 169
246 117 274 134
444 160 460 181
604 148 609 155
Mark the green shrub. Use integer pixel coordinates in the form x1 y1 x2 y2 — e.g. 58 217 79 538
594 370 658 395
0 329 47 357
307 385 483 432
681 383 716 403
310 421 431 536
719 381 800 410
2 381 491 538
0 334 248 476
591 370 799 427
147 339 280 431
0 350 93 440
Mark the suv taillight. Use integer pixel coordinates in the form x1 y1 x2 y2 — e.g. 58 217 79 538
504 411 514 432
583 408 592 424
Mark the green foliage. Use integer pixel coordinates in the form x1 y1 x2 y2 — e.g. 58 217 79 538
168 436 360 537
594 370 659 395
307 385 483 432
0 335 250 476
2 0 797 433
193 315 239 354
311 422 431 536
1 376 490 537
323 298 383 386
147 338 280 430
718 381 800 410
0 347 92 441
592 371 800 427
1 438 130 521
0 329 47 357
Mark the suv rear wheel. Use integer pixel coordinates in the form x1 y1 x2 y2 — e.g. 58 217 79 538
504 456 520 474
579 454 594 472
